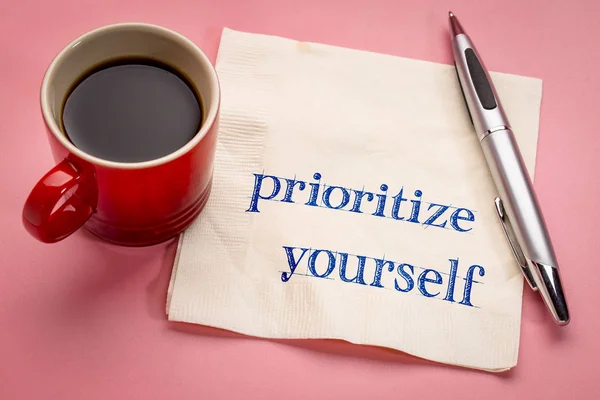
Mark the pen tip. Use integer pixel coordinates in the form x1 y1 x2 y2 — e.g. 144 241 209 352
448 11 465 37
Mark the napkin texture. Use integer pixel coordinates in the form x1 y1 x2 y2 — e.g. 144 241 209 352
167 28 543 371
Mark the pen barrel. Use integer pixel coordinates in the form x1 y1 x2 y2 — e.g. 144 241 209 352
480 129 558 267
452 34 511 137
450 15 569 324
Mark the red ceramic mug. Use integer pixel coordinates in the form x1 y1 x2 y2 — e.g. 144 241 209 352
22 23 220 246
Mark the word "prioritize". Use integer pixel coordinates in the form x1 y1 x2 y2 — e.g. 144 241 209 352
246 172 476 232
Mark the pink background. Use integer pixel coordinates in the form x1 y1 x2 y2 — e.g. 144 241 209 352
2 0 600 398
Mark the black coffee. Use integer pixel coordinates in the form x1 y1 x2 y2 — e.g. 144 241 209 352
62 58 202 163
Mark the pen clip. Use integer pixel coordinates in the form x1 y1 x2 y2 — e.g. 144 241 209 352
493 197 538 290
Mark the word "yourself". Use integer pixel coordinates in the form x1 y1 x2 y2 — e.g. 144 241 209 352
282 246 485 307
246 172 476 232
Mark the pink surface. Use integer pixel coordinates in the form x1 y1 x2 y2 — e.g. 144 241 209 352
2 0 599 398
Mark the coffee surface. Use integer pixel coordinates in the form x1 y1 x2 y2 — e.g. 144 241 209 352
62 59 202 163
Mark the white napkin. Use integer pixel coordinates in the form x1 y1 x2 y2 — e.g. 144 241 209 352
167 28 542 372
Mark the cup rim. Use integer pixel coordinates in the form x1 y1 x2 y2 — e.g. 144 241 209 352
40 22 220 170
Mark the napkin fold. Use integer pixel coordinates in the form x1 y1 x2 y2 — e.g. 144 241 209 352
167 28 543 372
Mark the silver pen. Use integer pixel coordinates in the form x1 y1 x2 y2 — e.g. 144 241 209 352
449 12 569 325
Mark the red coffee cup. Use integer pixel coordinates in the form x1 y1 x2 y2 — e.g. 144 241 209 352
22 23 220 246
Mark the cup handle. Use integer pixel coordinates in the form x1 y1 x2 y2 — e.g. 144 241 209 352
23 159 98 243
